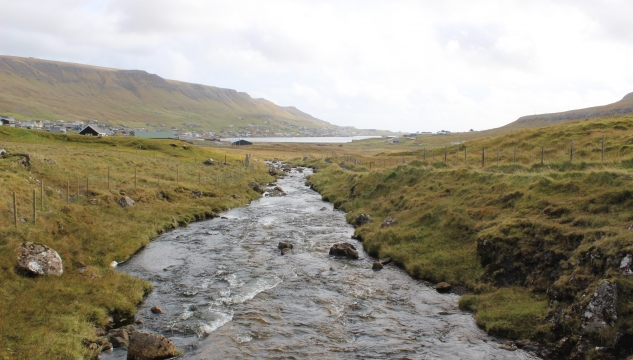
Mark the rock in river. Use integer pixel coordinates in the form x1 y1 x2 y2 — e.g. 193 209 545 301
278 242 293 250
17 242 63 276
150 305 163 314
329 243 359 259
127 331 175 360
435 282 452 293
372 262 384 270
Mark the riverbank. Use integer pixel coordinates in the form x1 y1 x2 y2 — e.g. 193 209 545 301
0 128 272 359
298 116 633 359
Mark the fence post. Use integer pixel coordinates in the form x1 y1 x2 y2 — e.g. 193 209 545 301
482 147 485 168
402 155 405 164
497 146 499 166
86 178 89 196
602 135 605 162
513 146 517 163
464 146 467 164
423 148 426 161
41 180 44 210
444 146 447 162
135 168 137 189
570 140 574 163
13 192 17 228
198 172 201 186
541 146 544 165
32 189 36 224
108 167 110 189
176 166 179 184
67 181 69 204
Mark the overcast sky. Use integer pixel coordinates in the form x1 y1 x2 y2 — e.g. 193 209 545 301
1 0 632 132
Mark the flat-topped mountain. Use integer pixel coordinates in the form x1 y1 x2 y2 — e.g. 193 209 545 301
511 92 633 127
0 56 353 135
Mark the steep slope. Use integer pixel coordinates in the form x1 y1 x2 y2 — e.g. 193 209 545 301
0 55 335 133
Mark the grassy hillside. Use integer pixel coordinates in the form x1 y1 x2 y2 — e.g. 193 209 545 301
0 128 273 359
301 115 633 359
499 92 633 132
0 56 336 134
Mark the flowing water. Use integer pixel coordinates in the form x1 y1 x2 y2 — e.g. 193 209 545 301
102 167 538 359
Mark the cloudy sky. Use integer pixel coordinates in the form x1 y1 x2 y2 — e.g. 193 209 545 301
1 0 632 132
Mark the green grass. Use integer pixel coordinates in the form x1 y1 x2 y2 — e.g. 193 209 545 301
0 127 272 359
299 115 633 351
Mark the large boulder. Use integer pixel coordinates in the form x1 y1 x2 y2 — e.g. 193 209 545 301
355 214 373 226
127 331 175 360
582 281 618 333
119 196 135 208
17 242 63 276
329 243 359 259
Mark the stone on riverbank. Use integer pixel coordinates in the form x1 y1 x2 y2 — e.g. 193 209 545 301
127 331 175 360
372 262 383 270
435 282 452 293
151 306 163 314
329 243 359 259
582 280 618 333
381 216 397 228
355 214 372 226
119 196 135 208
17 242 63 276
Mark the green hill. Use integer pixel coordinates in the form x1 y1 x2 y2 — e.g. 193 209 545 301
0 56 341 134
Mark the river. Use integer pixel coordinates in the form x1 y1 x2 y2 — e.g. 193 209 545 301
102 166 537 359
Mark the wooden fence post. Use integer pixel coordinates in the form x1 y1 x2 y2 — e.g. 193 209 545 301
67 181 70 204
13 192 17 228
513 146 517 163
135 168 137 189
602 135 605 162
541 146 544 165
41 180 44 210
176 166 179 184
423 148 426 161
570 140 574 163
444 146 447 162
32 189 36 224
497 146 499 166
108 167 110 189
86 178 89 196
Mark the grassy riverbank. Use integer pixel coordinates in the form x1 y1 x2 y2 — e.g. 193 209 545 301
302 116 633 358
0 128 272 359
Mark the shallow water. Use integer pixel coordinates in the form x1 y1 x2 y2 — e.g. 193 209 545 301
103 167 537 359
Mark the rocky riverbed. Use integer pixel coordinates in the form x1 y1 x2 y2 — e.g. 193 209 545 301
102 166 538 359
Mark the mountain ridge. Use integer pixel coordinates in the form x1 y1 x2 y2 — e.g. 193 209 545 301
0 55 366 136
512 92 633 125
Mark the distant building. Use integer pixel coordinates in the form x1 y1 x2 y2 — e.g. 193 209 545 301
48 125 67 133
1 117 16 127
134 131 175 139
79 125 107 136
232 139 252 146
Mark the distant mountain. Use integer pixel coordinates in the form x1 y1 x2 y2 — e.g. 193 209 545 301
0 56 360 135
509 92 633 128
